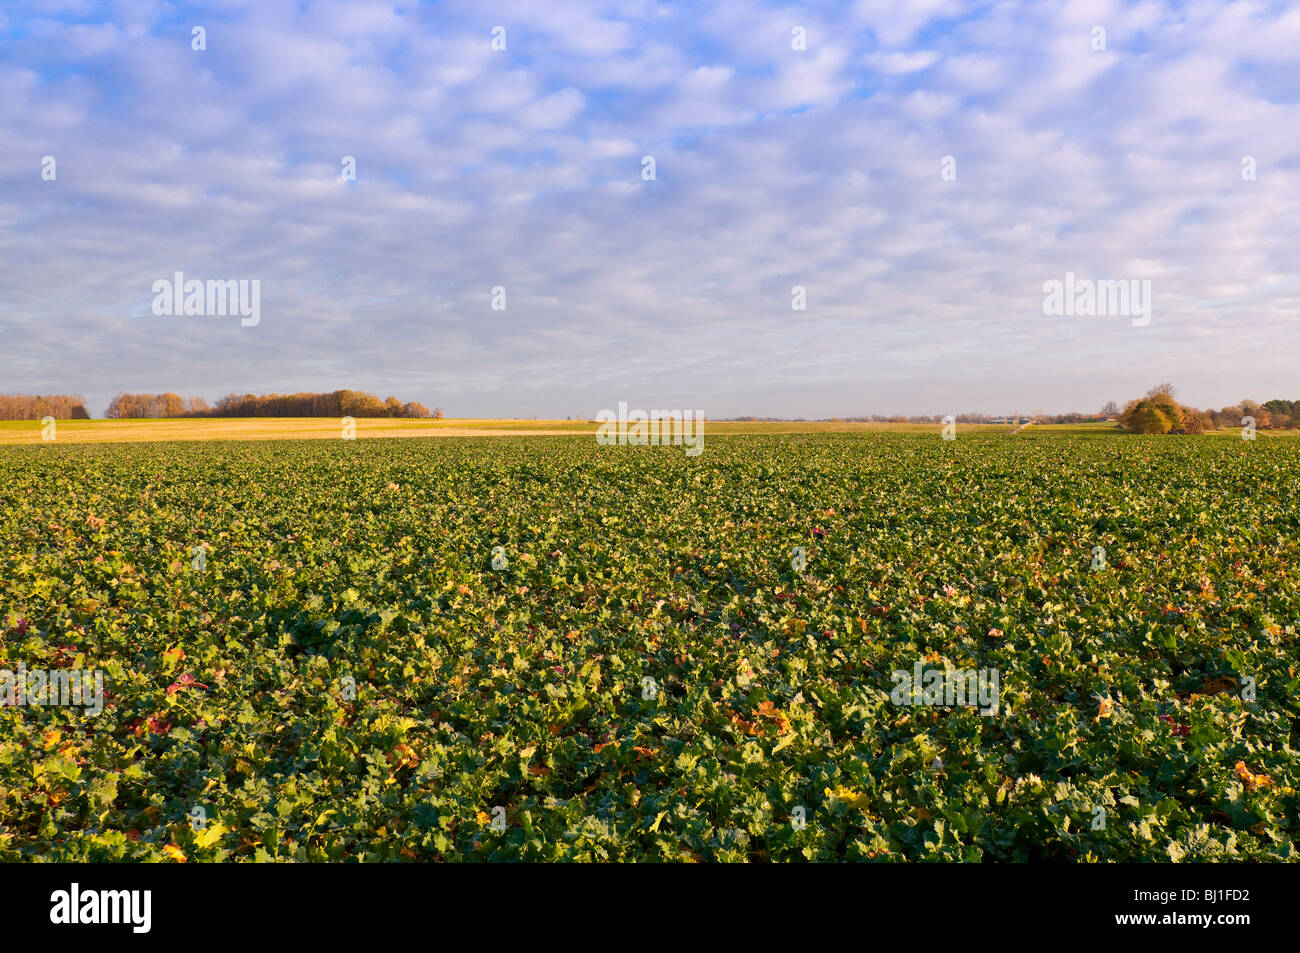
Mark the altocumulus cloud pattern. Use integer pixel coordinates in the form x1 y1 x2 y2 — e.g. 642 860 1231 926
1 0 1298 416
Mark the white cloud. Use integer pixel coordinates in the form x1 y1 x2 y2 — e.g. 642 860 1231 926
0 0 1298 417
866 50 942 75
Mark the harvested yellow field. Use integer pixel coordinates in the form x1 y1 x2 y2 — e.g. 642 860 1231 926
0 418 1020 445
0 418 592 445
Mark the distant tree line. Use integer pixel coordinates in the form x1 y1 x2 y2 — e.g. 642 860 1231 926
103 393 209 418
103 390 439 419
1116 384 1300 434
1034 412 1110 424
726 389 1300 433
0 394 90 420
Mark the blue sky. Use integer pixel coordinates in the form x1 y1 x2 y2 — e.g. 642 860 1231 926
2 0 1298 417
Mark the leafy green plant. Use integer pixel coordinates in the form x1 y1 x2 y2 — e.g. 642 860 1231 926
0 433 1295 861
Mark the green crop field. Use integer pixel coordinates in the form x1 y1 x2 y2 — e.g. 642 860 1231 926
1 432 1296 862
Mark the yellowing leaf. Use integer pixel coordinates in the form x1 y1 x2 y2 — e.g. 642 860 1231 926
824 785 872 812
193 822 227 849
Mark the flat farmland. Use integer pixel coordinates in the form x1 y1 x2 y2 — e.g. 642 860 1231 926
0 418 592 445
1 432 1296 861
0 418 1024 445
